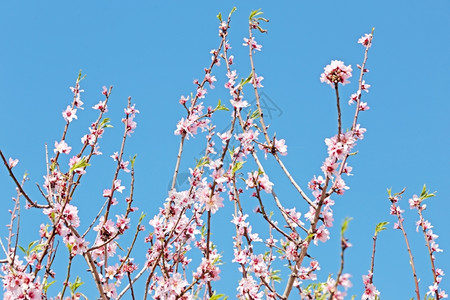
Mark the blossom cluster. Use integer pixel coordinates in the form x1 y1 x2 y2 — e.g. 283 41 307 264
2 10 444 300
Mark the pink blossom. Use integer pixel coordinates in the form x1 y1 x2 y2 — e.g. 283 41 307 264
124 104 140 115
62 203 81 228
314 225 330 245
251 74 264 88
353 124 367 140
102 85 108 96
359 102 370 111
123 115 137 136
54 140 72 154
200 191 224 214
103 283 117 299
114 179 125 193
8 157 18 169
179 95 189 105
409 194 421 209
358 33 373 48
230 98 250 108
339 273 353 289
362 283 380 300
361 80 371 92
228 55 234 65
219 21 228 32
258 173 274 193
116 214 130 234
102 189 113 199
217 130 232 144
348 91 360 105
243 37 262 51
69 156 86 174
205 73 217 89
110 152 119 161
321 157 339 178
196 87 207 99
308 175 325 190
93 100 108 112
62 105 77 122
275 138 288 156
193 257 221 283
120 160 130 173
320 60 353 88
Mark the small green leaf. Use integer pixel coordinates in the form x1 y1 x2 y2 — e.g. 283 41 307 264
70 156 90 173
250 109 260 120
18 245 26 254
340 217 352 236
216 12 222 22
139 212 146 223
131 154 137 168
210 292 226 300
30 243 44 253
232 161 245 175
70 276 84 294
27 241 38 254
375 221 389 235
42 279 56 293
420 184 427 198
387 188 392 198
215 99 229 111
249 9 263 20
241 72 253 86
229 7 237 17
420 184 436 200
97 118 113 129
77 70 82 82
195 156 209 168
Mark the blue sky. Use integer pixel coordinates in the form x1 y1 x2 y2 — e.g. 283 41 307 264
1 1 449 298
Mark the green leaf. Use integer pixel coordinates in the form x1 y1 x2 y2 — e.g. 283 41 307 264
250 109 260 120
216 12 222 22
228 148 235 160
18 245 26 254
340 217 352 236
131 154 137 168
139 212 146 223
249 9 263 20
210 292 227 300
27 241 38 255
70 156 90 173
98 118 113 129
77 70 82 82
215 99 229 111
70 276 84 294
375 221 389 235
42 279 56 293
387 188 392 198
420 184 436 200
30 243 44 253
232 161 245 175
241 72 253 87
195 156 209 168
229 7 237 17
270 269 281 282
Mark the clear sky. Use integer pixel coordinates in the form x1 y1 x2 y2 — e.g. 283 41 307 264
1 1 449 299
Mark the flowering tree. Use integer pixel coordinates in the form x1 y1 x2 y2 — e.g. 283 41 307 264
0 8 446 300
